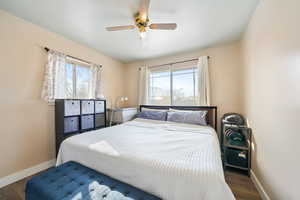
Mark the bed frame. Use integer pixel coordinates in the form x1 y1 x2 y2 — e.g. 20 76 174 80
139 105 218 131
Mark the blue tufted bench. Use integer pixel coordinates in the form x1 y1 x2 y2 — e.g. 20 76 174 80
25 161 161 200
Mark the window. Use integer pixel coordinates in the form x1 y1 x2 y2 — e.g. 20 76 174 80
148 63 198 106
65 59 93 99
172 67 198 106
42 50 102 103
149 66 171 105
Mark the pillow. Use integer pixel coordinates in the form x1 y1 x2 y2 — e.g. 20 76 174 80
167 110 207 126
141 107 169 112
136 110 167 121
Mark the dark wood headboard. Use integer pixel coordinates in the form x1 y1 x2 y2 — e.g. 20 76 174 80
139 105 218 131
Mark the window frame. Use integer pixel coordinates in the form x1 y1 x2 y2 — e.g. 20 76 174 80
148 65 171 106
65 57 92 99
147 64 198 106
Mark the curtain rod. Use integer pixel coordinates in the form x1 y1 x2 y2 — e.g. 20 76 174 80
139 56 210 70
44 47 102 67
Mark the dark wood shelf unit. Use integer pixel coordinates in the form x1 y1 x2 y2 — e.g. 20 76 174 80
55 99 106 155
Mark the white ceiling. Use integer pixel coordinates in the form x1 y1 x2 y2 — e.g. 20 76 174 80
0 0 259 62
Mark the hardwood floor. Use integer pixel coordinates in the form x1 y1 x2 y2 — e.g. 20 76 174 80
225 171 261 200
0 176 30 200
0 170 261 200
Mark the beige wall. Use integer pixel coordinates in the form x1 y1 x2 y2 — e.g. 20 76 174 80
124 42 244 134
3 0 299 198
0 10 125 178
241 0 300 199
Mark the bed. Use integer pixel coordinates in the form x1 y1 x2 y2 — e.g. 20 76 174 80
56 106 235 200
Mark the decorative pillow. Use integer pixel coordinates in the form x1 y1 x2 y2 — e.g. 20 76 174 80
167 110 207 126
136 111 167 121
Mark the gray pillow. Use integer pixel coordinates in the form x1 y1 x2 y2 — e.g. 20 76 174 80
167 111 207 126
136 111 167 121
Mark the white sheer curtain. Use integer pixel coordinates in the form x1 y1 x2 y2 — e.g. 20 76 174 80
197 56 210 106
41 50 103 102
41 50 67 102
138 66 149 105
89 64 103 99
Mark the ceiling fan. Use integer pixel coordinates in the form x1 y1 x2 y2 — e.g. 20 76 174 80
105 0 177 39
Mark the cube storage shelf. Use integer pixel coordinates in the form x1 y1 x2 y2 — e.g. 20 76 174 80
55 99 106 155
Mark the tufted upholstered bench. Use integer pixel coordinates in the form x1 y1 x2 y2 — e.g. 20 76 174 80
25 161 161 200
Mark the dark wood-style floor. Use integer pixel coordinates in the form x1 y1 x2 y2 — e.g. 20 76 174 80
0 170 261 200
225 171 261 200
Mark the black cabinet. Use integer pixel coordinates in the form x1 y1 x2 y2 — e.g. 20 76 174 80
55 99 106 155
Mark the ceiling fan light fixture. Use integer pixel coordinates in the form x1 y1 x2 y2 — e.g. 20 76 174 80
105 0 177 39
139 31 147 39
140 13 147 21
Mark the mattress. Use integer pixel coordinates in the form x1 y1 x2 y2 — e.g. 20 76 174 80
57 118 235 200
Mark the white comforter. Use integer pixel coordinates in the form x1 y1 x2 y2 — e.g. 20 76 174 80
57 118 235 200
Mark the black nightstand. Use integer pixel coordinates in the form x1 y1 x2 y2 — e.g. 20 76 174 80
222 124 252 176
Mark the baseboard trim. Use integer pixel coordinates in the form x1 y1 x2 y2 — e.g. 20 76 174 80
250 170 271 200
0 159 56 188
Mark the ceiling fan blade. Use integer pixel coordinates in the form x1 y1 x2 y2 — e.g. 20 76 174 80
106 25 135 31
149 23 177 30
139 0 150 21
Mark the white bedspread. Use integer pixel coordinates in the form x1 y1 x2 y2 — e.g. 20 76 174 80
57 118 235 200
